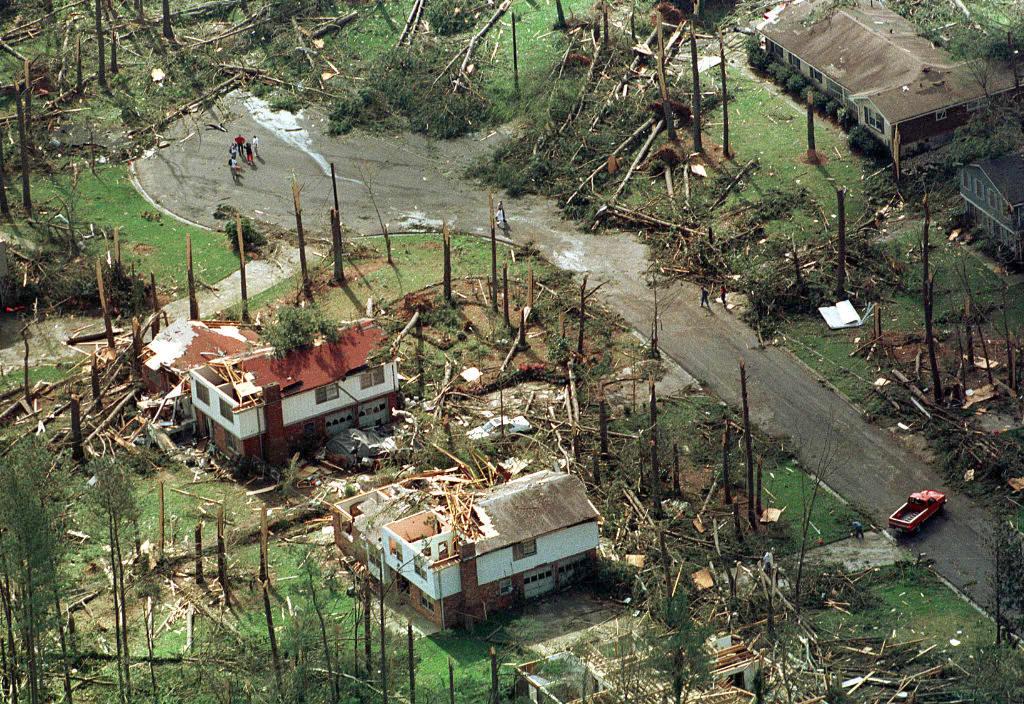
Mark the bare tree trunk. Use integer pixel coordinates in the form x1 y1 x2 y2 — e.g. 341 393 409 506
576 274 588 358
740 361 756 530
52 590 73 704
331 208 345 284
109 27 118 74
689 23 702 153
95 260 115 349
922 198 943 404
488 193 498 312
656 17 677 142
262 580 283 695
186 234 199 320
407 623 416 704
292 179 313 302
598 386 609 465
722 423 732 505
95 0 106 88
553 0 566 28
836 186 846 296
648 377 663 519
76 35 83 94
442 221 452 304
718 34 730 158
502 263 511 328
13 83 31 216
194 523 205 585
235 213 249 321
309 571 340 704
806 91 816 157
0 125 9 217
162 0 174 40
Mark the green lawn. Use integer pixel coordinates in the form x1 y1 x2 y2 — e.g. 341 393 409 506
32 165 239 295
814 564 992 650
762 460 862 549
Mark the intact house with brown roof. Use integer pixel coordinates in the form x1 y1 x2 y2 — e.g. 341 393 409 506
960 153 1024 260
332 470 601 629
757 0 1020 158
188 321 399 463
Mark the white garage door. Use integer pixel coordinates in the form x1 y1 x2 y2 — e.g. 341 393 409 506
358 398 390 429
523 566 554 599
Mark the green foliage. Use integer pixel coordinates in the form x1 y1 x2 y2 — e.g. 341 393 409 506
745 34 774 73
426 0 474 35
261 305 339 356
269 93 306 113
847 124 888 160
947 104 1023 165
328 45 489 139
546 333 571 366
223 214 267 253
959 644 1024 702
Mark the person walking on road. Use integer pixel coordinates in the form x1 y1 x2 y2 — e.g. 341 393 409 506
229 155 240 184
720 285 728 308
234 134 246 149
244 140 254 166
251 135 260 158
700 286 711 310
852 520 865 541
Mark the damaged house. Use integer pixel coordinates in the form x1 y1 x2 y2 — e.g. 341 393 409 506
189 321 399 463
959 153 1024 260
141 319 260 395
332 470 601 629
757 0 1019 158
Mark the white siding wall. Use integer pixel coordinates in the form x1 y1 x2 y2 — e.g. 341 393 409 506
190 372 264 439
281 362 398 427
381 526 462 599
475 521 599 587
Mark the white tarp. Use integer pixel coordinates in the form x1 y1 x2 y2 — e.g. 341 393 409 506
818 300 874 329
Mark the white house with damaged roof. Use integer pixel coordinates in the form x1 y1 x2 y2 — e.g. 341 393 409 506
757 0 1020 158
332 470 601 629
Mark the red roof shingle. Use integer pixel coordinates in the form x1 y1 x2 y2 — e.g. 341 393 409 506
239 322 385 396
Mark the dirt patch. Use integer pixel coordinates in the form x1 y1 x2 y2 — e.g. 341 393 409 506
798 150 830 166
133 243 156 255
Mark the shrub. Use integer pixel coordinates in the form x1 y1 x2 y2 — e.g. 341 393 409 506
224 215 267 253
261 305 339 356
848 125 888 160
784 71 808 96
837 107 857 130
426 0 473 36
745 35 773 73
269 94 304 113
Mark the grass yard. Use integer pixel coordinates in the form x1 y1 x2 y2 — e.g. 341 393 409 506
814 563 992 650
32 165 239 295
761 460 862 550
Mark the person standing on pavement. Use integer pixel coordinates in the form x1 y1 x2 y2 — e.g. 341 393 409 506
700 286 711 310
495 200 510 235
244 140 254 166
229 155 240 184
720 285 728 307
852 520 865 540
251 135 260 158
234 134 246 149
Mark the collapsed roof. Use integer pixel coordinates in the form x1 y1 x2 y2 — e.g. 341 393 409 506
142 319 259 374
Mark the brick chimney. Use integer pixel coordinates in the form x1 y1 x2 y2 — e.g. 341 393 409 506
458 541 481 628
262 382 287 465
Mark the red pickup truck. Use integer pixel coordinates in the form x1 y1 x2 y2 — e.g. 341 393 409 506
888 490 946 534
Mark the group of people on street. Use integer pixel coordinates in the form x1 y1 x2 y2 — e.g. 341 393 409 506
700 284 728 311
228 134 260 183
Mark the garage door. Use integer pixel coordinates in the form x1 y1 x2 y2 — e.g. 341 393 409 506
358 398 390 429
523 566 554 599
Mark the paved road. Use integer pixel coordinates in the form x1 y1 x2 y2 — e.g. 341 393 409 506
134 92 996 610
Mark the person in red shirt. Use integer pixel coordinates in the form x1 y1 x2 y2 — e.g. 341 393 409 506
234 134 246 148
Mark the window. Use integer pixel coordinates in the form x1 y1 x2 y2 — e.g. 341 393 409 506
863 107 885 132
966 99 984 112
512 539 537 560
359 366 386 390
809 67 822 83
826 79 843 98
414 555 427 579
419 591 434 612
766 40 782 57
315 384 339 404
219 398 233 420
788 52 801 69
935 109 947 121
195 382 210 405
499 578 513 595
222 433 240 455
988 190 996 209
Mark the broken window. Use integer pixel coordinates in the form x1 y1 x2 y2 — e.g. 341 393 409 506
219 398 232 421
359 366 386 390
499 578 513 595
513 538 537 560
195 382 210 405
315 384 340 404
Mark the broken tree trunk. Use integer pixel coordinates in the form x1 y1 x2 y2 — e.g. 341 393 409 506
655 17 677 142
95 0 105 88
162 0 174 39
576 274 588 358
194 523 204 585
689 22 702 153
292 178 313 301
648 377 663 519
109 26 117 74
14 81 31 215
719 34 730 158
263 579 283 695
806 91 816 157
502 263 511 328
150 272 160 337
740 360 756 530
331 208 345 284
259 507 269 583
598 386 610 464
722 423 732 505
235 213 249 322
70 393 84 462
922 197 943 404
442 220 452 304
0 124 8 216
489 193 498 312
836 186 846 297
95 260 115 349
216 507 229 605
186 233 199 320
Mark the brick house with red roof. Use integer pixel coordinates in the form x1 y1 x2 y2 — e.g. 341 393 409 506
189 322 399 464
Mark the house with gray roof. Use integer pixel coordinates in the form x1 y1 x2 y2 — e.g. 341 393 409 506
757 0 1020 158
960 154 1024 260
332 470 601 628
